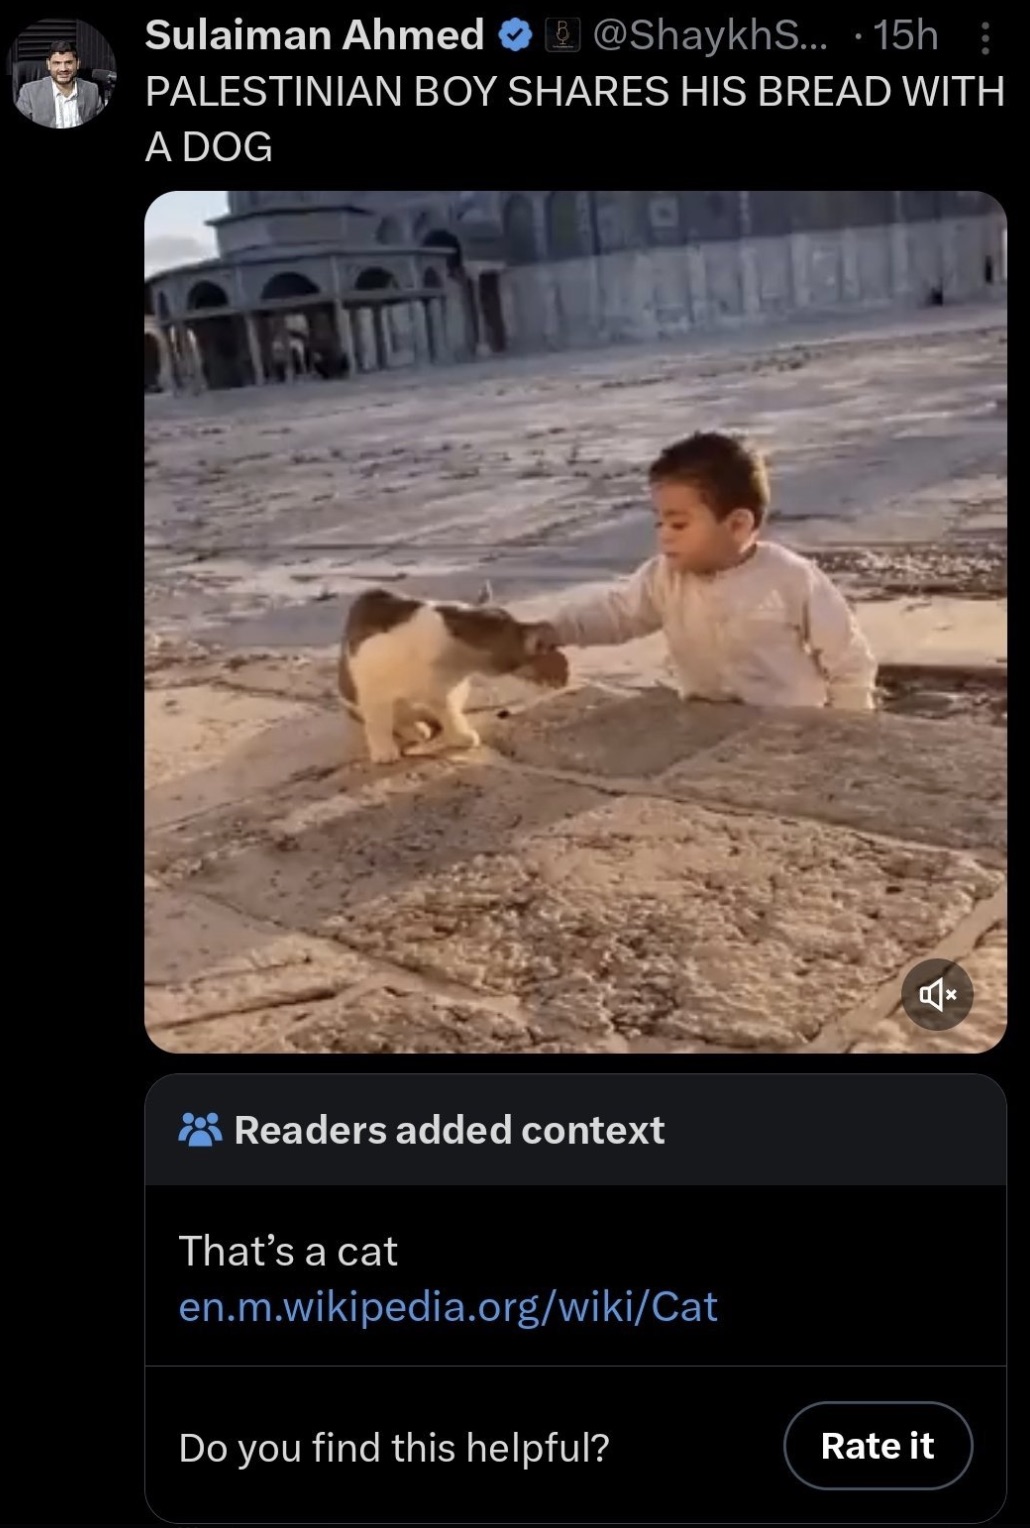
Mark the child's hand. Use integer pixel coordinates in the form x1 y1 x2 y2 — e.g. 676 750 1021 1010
532 621 562 650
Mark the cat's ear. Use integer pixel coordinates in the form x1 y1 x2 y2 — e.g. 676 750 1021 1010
475 581 493 606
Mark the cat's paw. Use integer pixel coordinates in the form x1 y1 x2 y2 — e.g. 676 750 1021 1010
450 727 481 751
367 741 401 765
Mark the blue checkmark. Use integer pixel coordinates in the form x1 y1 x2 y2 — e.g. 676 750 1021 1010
499 17 532 50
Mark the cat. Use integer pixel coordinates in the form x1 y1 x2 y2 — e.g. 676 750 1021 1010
338 582 559 765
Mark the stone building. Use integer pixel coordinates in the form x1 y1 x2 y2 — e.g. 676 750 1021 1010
144 190 1006 393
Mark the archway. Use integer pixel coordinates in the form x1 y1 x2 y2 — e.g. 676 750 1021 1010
503 194 538 264
423 267 443 288
545 192 583 260
181 280 247 387
186 279 230 310
156 291 170 319
353 267 402 370
260 271 321 300
376 217 403 245
422 230 484 351
354 267 399 290
420 229 463 275
257 273 327 381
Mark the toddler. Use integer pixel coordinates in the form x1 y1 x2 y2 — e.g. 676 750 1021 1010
540 432 877 711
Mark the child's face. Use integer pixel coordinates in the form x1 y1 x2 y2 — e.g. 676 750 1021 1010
652 481 757 574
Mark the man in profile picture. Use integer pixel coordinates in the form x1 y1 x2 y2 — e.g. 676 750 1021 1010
16 40 100 127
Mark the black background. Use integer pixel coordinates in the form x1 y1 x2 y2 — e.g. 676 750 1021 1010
146 1187 1005 1368
144 1073 1007 1187
144 1179 1002 1515
5 3 1014 1523
145 1187 1005 1522
148 1365 1004 1524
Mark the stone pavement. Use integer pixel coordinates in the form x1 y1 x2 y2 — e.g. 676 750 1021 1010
144 653 1006 1056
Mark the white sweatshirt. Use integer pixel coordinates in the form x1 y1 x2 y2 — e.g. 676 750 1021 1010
549 542 878 710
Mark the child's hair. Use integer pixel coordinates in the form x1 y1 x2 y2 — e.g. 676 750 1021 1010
649 432 771 527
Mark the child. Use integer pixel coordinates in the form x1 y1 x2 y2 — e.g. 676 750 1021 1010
539 432 878 711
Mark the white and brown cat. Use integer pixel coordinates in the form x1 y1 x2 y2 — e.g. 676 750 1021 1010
338 582 566 764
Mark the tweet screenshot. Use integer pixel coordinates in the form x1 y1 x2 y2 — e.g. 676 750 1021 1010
5 2 1014 1523
146 1074 1006 1523
126 8 1007 1523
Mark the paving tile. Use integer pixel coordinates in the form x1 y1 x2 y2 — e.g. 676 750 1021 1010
328 794 1003 1049
657 710 1006 854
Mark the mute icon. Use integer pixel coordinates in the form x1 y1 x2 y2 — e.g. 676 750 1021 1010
919 976 945 1012
903 960 975 1031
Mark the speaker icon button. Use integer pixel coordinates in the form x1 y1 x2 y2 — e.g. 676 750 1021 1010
901 959 975 1030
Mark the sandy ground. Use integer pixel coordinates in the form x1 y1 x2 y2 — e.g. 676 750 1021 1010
144 303 1007 1053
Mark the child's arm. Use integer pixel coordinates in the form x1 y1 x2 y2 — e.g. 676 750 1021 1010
801 565 879 710
542 559 665 648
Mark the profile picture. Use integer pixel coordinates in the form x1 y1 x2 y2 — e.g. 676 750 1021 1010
6 19 116 127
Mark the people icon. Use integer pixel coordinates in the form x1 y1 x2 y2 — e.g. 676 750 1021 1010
179 1111 223 1146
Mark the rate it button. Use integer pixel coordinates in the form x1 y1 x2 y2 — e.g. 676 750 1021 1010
784 1402 974 1491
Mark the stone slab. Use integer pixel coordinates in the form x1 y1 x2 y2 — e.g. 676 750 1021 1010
144 885 369 990
146 885 273 987
846 921 1007 1053
144 745 474 884
146 953 370 1046
150 988 529 1055
147 944 632 1055
200 652 339 706
248 987 622 1056
146 685 318 788
145 685 343 829
856 597 1007 667
161 765 610 933
487 686 760 777
657 710 1006 855
144 887 384 1051
327 794 1003 1050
